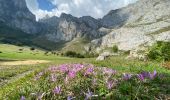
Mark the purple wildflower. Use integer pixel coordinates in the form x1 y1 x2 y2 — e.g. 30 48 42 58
68 71 76 78
85 89 93 100
53 86 61 94
67 96 75 100
141 71 150 78
67 96 72 100
34 72 44 80
103 67 116 75
74 64 84 71
20 96 25 100
59 64 68 73
107 81 114 90
137 74 145 81
123 73 132 80
84 67 94 76
49 66 58 72
149 70 157 79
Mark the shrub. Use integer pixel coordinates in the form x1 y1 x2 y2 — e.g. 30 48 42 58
30 47 35 51
148 41 170 61
64 51 84 58
123 50 130 55
0 51 2 53
44 52 48 55
84 52 99 58
15 42 23 46
112 45 118 53
18 49 23 51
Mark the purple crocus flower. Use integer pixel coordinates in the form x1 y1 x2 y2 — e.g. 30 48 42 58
74 64 84 71
137 74 145 81
103 67 116 75
68 71 76 78
149 70 157 79
34 72 44 80
84 67 94 76
123 73 132 80
107 81 114 90
59 64 68 73
20 96 25 100
85 89 93 100
141 71 150 78
53 86 61 94
67 96 72 100
67 96 75 100
49 66 58 72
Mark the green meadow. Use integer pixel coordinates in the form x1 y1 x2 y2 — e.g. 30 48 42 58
0 43 169 99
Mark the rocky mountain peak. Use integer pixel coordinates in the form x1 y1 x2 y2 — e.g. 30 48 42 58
60 13 78 22
79 16 101 29
0 0 41 34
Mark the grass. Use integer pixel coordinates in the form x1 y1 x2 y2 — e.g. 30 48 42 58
61 38 90 53
0 43 170 99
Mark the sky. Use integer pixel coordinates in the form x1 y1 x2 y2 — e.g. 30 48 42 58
26 0 138 20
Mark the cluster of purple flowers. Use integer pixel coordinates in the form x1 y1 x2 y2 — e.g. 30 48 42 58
137 70 157 81
32 64 159 99
34 72 44 80
123 70 157 81
123 73 132 80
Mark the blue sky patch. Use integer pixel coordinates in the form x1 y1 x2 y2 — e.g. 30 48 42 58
37 0 56 11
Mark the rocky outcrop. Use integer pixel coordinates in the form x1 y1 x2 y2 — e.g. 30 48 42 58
96 51 119 61
92 0 170 51
0 0 41 34
96 52 111 61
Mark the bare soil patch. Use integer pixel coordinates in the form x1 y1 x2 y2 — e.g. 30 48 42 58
0 60 50 66
163 61 170 70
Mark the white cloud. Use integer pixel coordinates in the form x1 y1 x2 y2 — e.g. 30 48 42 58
26 0 138 20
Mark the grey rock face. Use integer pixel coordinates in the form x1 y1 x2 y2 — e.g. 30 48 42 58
40 13 106 42
96 51 118 61
93 0 170 51
96 51 111 61
0 0 41 34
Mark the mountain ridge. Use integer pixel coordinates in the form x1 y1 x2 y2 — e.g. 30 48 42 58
0 0 169 52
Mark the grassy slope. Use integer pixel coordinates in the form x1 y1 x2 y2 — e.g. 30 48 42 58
61 38 90 53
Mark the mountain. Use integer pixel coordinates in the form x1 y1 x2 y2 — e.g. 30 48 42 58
0 0 169 52
0 0 41 34
39 13 105 42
